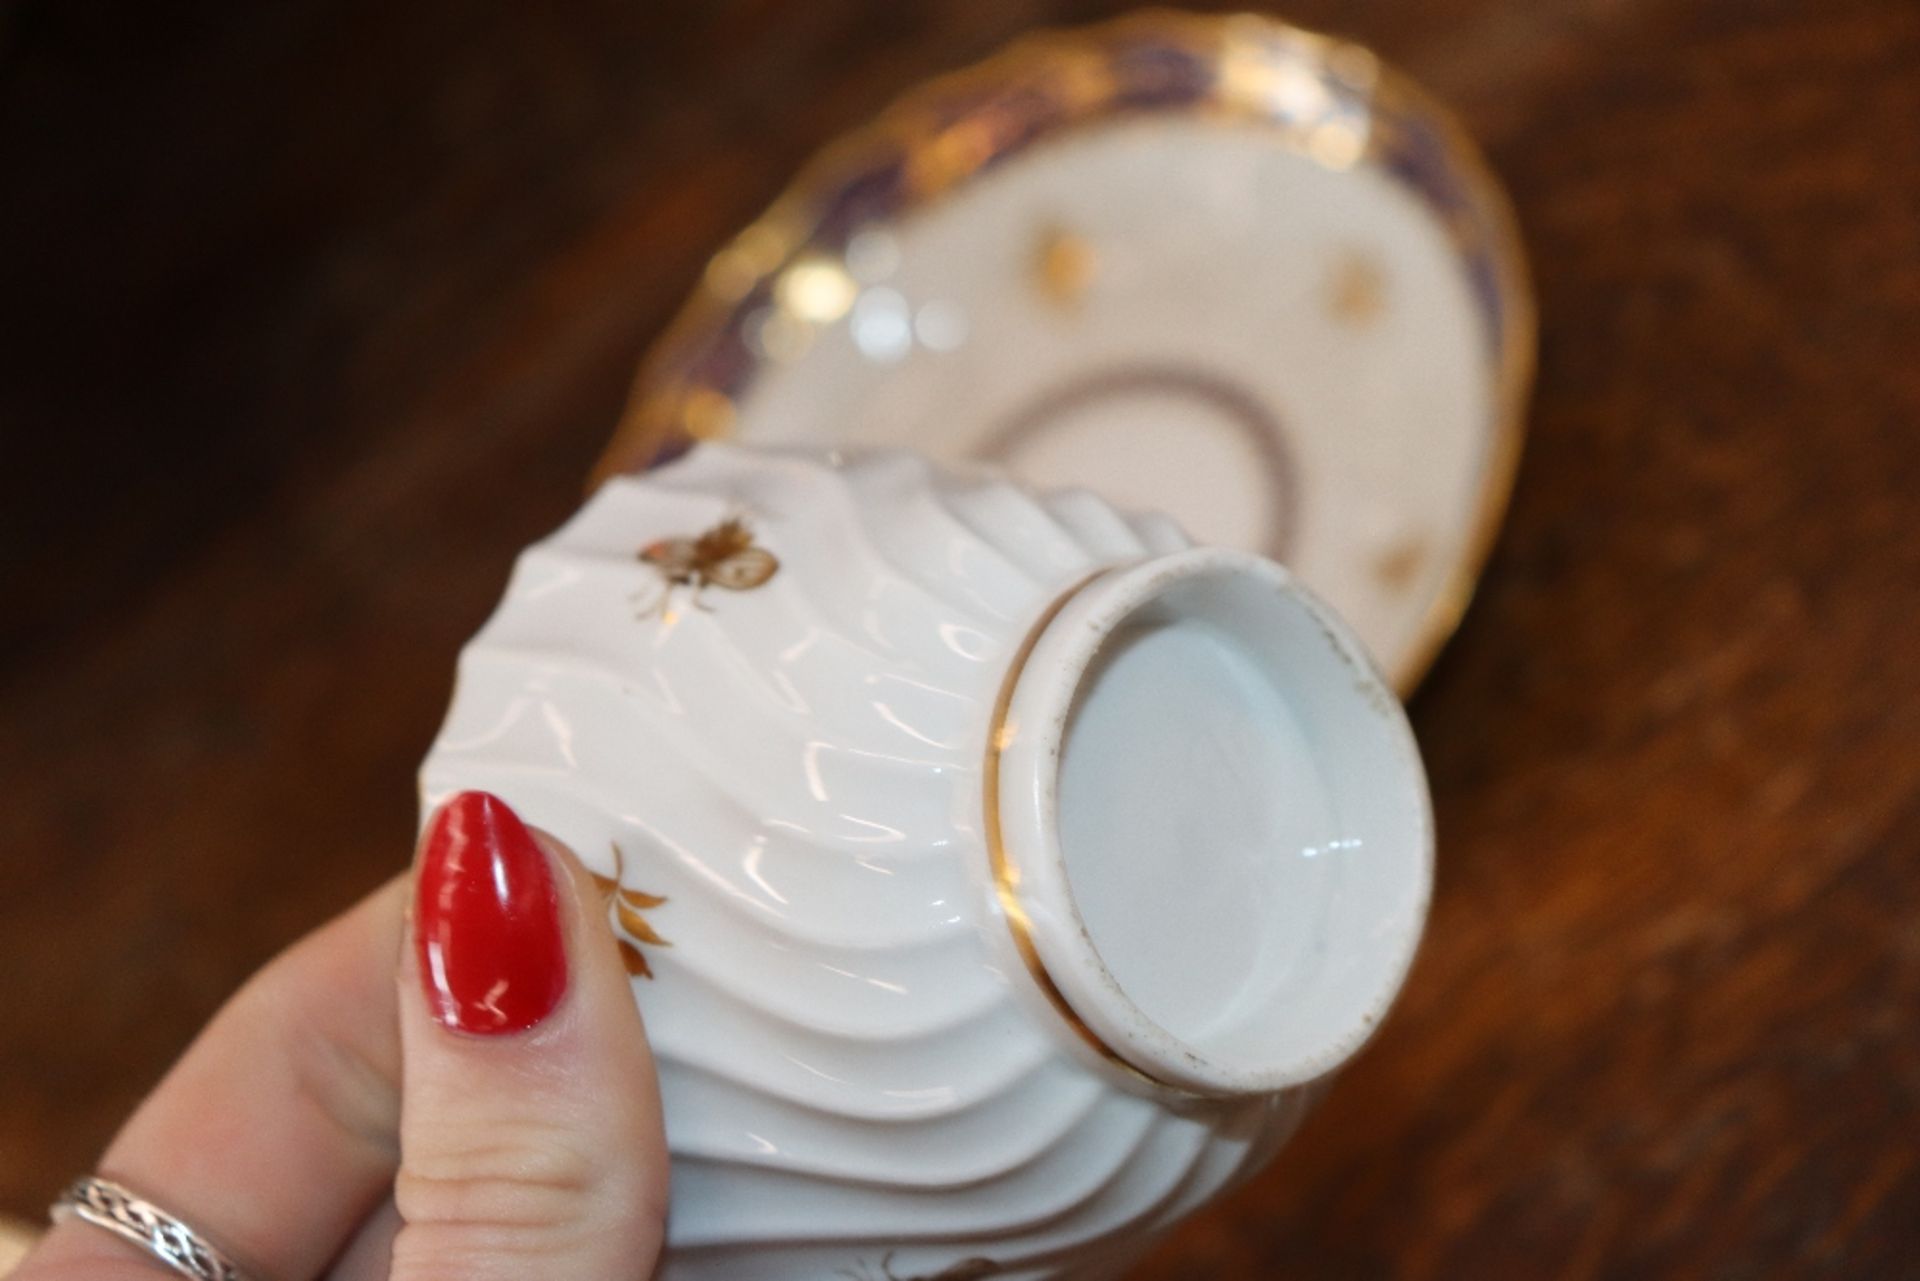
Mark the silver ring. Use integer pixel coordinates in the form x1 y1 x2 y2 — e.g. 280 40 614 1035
49 1177 251 1281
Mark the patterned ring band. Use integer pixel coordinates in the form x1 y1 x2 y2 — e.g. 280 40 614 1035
49 1177 251 1281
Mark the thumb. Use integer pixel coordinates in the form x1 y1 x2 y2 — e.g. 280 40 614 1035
391 791 668 1281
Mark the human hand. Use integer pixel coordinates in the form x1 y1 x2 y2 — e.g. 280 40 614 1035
17 791 668 1281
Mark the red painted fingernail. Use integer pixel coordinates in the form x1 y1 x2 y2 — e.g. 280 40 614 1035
415 791 567 1035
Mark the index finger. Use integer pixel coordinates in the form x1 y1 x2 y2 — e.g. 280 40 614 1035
17 876 406 1281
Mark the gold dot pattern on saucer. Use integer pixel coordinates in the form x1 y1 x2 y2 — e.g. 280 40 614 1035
1373 535 1429 592
1327 251 1388 328
1033 226 1096 311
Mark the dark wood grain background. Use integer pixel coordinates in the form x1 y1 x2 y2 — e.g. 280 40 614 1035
4 1 1919 1276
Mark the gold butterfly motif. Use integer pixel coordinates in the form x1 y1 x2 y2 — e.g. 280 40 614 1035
590 843 670 980
638 516 779 616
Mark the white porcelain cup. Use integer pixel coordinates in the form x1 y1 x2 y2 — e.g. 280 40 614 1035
422 443 1431 1280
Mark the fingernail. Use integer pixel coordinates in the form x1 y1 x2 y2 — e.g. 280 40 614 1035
415 791 568 1035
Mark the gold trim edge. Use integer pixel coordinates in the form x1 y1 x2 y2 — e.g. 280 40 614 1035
979 568 1178 1092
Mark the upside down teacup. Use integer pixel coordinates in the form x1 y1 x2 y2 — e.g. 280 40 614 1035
420 443 1432 1280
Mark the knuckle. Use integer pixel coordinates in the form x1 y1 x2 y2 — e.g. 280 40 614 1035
284 1007 401 1158
388 1218 587 1281
223 961 400 1161
396 1123 602 1233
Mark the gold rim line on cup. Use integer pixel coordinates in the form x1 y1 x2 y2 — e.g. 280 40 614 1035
977 567 1172 1091
590 9 1536 697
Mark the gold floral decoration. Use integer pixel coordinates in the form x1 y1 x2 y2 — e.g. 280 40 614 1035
591 842 671 979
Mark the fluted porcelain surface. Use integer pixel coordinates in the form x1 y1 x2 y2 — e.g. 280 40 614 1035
420 446 1320 1279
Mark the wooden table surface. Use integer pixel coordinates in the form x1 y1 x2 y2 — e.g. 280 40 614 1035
5 1 1919 1275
